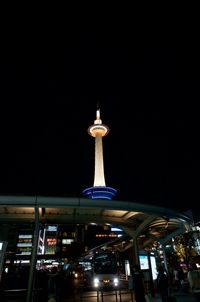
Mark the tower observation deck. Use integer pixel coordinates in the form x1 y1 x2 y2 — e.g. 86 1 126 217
82 107 117 200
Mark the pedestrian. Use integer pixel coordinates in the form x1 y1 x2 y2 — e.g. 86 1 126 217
47 267 57 301
187 263 200 300
157 266 169 302
173 265 181 291
131 264 146 302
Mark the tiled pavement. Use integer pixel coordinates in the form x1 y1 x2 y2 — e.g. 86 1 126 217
152 291 199 302
62 290 200 302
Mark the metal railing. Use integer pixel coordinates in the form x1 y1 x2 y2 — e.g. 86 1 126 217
79 289 134 302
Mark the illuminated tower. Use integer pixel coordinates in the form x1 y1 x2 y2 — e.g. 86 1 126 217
82 107 117 200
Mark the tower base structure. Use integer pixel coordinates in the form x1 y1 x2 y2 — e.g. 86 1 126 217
82 186 117 200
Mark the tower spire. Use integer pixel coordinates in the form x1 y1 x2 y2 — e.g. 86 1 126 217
82 107 117 200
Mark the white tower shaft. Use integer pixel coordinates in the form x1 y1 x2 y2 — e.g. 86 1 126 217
94 136 106 187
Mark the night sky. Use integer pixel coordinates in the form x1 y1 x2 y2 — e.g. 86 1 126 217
0 32 199 220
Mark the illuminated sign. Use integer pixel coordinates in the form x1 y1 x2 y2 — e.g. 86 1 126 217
47 238 57 246
47 226 57 232
139 255 149 270
62 239 74 245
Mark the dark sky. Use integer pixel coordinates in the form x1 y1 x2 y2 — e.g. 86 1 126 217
0 32 199 220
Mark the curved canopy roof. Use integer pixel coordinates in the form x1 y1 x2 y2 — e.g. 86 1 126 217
0 195 193 249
